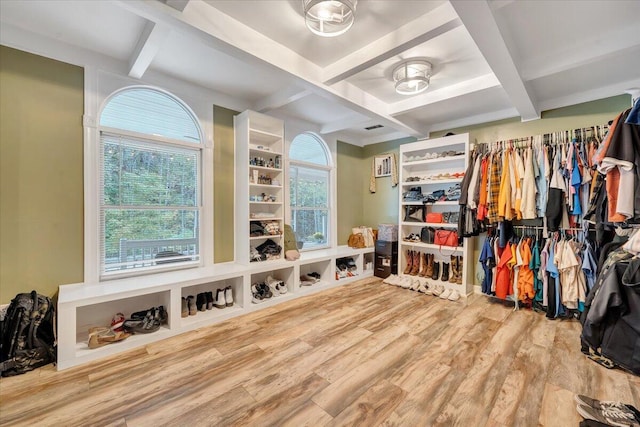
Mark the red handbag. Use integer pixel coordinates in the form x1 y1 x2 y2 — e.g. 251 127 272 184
434 229 458 247
425 212 443 223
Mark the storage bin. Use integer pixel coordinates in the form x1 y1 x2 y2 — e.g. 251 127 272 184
378 224 398 242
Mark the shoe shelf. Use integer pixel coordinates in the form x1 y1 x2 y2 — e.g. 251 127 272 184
402 154 466 166
399 241 464 252
398 133 473 298
401 201 459 206
236 110 285 264
180 277 244 328
401 222 458 228
59 245 374 370
401 178 463 186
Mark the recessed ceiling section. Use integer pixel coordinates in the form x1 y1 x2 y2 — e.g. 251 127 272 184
345 24 493 103
528 45 640 109
396 86 515 130
204 0 446 67
150 31 293 102
270 93 370 128
0 0 146 62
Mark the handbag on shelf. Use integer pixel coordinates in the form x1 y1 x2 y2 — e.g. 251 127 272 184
434 229 458 247
442 211 459 224
352 226 375 247
404 205 425 223
425 212 443 223
420 226 435 244
348 232 365 248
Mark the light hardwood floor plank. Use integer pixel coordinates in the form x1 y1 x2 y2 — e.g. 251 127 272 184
1 278 638 427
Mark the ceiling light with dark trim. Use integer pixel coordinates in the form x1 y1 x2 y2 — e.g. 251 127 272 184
303 0 357 37
393 60 432 96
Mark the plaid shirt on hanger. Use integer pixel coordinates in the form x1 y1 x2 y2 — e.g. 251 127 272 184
487 151 502 224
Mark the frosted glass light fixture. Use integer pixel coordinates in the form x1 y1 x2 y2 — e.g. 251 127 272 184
393 60 432 95
303 0 357 37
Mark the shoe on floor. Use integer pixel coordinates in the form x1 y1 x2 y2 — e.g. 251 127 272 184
417 281 428 293
576 403 640 427
447 290 460 301
383 274 397 285
214 289 226 309
439 288 452 299
575 395 637 416
431 284 444 296
399 277 412 289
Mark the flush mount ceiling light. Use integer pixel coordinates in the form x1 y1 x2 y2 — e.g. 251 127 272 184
303 0 357 37
393 60 432 96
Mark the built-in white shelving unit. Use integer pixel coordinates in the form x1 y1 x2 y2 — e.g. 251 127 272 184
398 133 473 297
234 110 285 264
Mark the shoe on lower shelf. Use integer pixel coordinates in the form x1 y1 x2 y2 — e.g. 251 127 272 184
214 289 226 309
110 313 125 332
88 327 131 349
225 286 234 307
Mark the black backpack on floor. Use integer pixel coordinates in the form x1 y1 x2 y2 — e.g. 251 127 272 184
0 291 56 376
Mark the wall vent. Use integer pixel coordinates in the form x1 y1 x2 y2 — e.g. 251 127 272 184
364 124 384 130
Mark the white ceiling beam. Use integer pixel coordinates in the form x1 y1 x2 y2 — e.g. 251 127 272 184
128 20 171 79
114 0 424 138
388 73 500 116
165 0 190 12
252 87 312 113
322 2 462 85
450 0 539 121
428 107 519 133
521 26 640 81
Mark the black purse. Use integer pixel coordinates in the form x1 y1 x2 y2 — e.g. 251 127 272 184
420 226 435 244
404 205 425 222
443 211 459 224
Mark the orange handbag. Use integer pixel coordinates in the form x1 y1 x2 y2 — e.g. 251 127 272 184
434 229 458 247
425 212 443 223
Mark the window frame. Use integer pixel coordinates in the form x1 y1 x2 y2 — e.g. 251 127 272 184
94 85 206 280
287 132 333 252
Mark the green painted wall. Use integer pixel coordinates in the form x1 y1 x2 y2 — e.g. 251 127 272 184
336 141 364 244
213 106 238 263
0 46 84 304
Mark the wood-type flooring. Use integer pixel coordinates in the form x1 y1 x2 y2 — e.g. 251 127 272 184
1 277 638 426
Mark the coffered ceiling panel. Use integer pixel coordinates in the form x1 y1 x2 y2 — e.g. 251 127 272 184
1 0 638 145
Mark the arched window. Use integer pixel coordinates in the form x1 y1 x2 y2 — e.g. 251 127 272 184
289 132 332 250
99 87 202 276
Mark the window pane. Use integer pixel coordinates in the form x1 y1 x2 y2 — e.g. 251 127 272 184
103 135 198 207
289 133 328 165
102 208 199 271
290 166 328 208
100 88 200 143
291 209 328 249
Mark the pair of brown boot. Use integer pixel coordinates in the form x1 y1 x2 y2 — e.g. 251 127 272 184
449 255 463 284
404 251 440 279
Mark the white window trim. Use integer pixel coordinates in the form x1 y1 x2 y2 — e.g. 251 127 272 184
287 132 334 252
84 70 214 283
